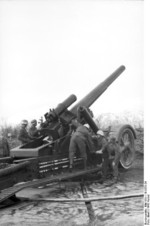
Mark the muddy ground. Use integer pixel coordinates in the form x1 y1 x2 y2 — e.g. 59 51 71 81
0 152 144 226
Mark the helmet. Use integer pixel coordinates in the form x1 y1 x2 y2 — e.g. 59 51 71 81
31 119 37 124
97 130 104 136
21 120 28 125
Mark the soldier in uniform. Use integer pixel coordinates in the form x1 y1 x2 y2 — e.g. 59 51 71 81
18 120 34 145
69 122 95 171
94 130 108 152
28 119 40 138
102 137 121 182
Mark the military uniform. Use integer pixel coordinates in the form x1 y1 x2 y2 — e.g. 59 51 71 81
18 127 33 145
28 125 39 138
69 125 95 169
102 137 121 181
0 136 10 157
28 119 40 138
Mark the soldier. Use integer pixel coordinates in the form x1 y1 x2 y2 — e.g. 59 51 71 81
95 130 108 152
102 137 121 182
69 121 95 171
0 133 10 157
28 119 40 138
18 120 34 145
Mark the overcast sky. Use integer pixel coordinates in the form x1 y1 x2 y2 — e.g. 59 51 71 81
0 0 144 125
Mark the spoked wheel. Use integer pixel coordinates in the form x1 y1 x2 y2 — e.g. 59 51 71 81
117 125 136 169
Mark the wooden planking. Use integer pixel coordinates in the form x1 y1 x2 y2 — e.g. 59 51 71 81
0 166 102 204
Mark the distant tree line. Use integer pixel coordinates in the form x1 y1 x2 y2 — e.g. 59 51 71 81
0 123 20 149
0 123 19 138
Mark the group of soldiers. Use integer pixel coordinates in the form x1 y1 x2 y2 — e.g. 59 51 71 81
0 116 121 183
18 119 40 145
68 120 121 183
0 119 40 158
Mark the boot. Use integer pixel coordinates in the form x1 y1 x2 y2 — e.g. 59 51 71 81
69 158 74 173
69 162 73 173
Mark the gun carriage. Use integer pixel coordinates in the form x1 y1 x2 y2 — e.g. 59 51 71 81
0 65 136 204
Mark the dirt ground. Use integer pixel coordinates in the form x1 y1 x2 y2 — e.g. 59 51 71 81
0 152 144 226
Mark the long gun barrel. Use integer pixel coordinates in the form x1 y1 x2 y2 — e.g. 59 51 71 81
70 65 125 115
54 94 77 116
47 94 77 120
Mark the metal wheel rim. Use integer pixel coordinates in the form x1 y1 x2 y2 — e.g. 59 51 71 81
119 128 135 169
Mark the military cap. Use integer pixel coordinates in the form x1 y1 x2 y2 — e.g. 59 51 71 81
21 119 28 125
97 130 104 136
31 119 37 124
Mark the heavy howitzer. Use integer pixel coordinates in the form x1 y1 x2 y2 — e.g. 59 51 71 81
70 65 125 115
10 65 136 170
39 65 125 139
0 65 137 204
39 94 77 139
44 94 77 122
